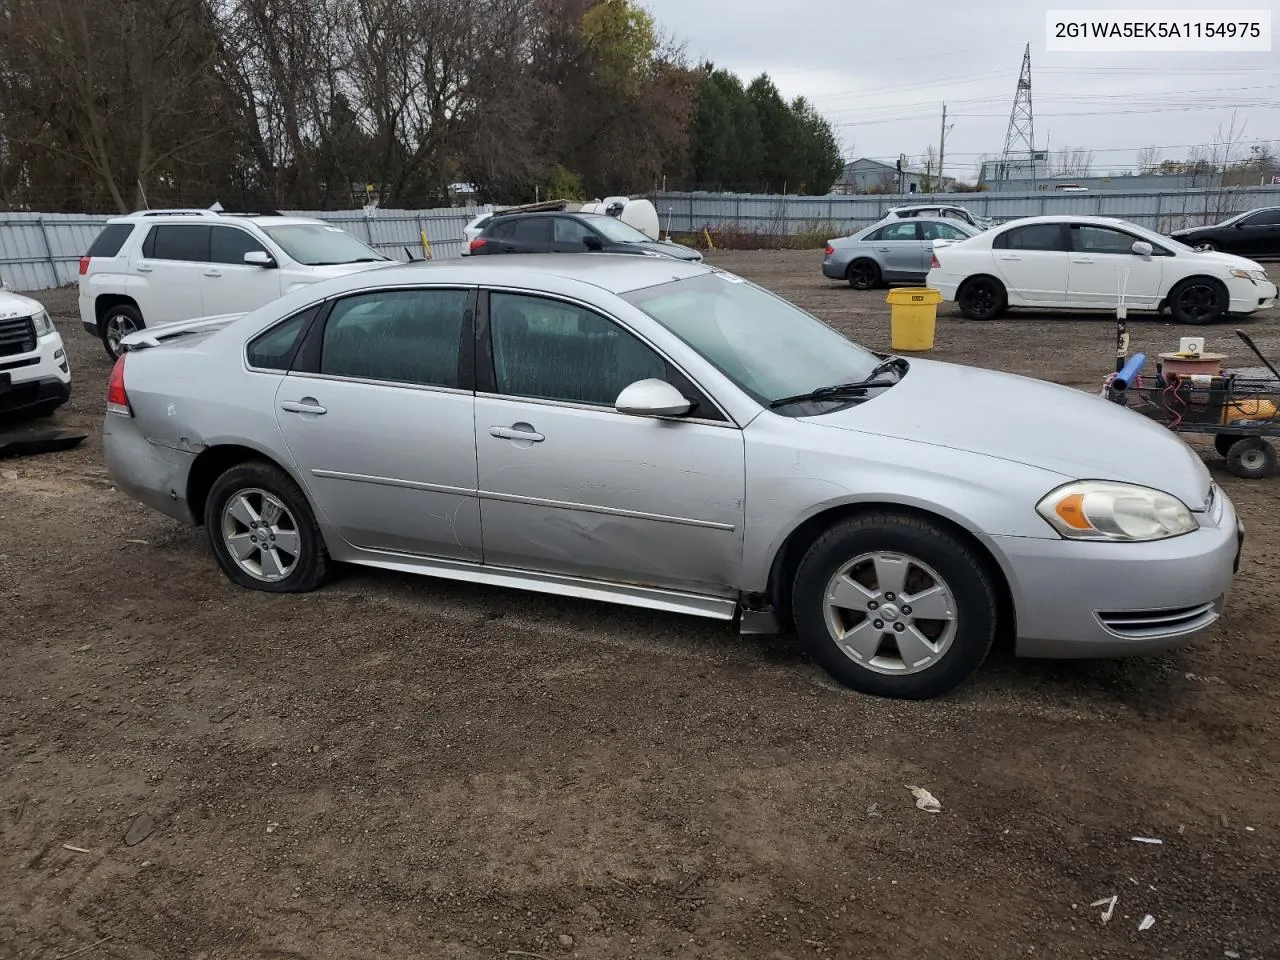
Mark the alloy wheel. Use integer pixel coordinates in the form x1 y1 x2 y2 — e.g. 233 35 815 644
220 488 301 583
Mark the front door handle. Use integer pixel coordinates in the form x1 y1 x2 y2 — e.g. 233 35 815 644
136 264 153 273
490 424 544 442
280 399 327 415
1069 257 1096 264
204 269 222 278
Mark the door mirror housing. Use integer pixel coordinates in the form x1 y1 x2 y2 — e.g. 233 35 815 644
244 250 276 268
1131 240 1154 258
583 234 604 251
615 379 691 418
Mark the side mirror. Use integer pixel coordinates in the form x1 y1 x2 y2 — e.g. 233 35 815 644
615 379 691 418
244 250 276 268
1131 240 1154 258
583 234 604 251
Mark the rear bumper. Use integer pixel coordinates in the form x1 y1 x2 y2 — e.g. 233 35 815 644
822 258 848 280
78 290 98 335
989 490 1241 658
102 414 197 525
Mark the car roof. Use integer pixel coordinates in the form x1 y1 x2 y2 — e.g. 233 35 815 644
105 211 324 228
888 204 967 212
988 215 1149 228
489 211 605 222
329 253 711 294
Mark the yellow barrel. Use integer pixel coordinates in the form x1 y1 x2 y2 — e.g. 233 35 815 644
886 287 942 351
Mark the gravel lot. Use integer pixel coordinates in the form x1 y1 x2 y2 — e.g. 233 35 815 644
4 251 1280 960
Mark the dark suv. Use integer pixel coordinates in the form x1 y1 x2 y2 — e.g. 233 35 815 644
468 212 702 261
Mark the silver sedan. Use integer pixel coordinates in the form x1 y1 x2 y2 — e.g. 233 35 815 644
103 255 1242 699
823 217 982 289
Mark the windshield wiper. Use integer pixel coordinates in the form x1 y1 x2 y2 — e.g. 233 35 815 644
869 355 908 378
769 378 898 409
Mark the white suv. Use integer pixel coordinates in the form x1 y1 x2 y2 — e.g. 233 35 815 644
78 210 396 359
0 287 71 418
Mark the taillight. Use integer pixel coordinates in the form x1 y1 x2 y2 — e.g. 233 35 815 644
823 244 834 256
79 256 91 275
930 253 941 269
469 237 487 252
106 356 131 416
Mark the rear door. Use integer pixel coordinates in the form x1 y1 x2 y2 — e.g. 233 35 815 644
506 217 553 254
134 224 210 325
990 222 1070 302
869 221 926 279
205 225 284 316
1065 223 1164 307
273 286 483 560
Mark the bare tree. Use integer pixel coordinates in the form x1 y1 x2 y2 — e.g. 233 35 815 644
1136 145 1160 174
1051 146 1093 178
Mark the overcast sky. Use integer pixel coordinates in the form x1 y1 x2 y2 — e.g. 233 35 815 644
638 0 1278 181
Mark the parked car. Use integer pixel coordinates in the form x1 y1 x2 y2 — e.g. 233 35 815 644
824 217 982 289
0 288 71 419
877 204 991 230
103 254 1241 700
469 212 702 261
928 215 1277 324
1168 206 1280 258
78 209 396 360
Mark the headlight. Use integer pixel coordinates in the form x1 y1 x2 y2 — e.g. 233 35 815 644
31 309 54 336
1230 269 1270 281
1036 481 1198 542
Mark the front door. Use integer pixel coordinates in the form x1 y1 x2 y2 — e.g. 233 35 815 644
991 222 1070 302
870 221 926 279
1236 209 1280 257
475 291 746 595
204 225 284 315
273 287 483 560
1065 223 1164 307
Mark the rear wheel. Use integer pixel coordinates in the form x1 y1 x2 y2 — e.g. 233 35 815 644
100 304 144 360
1225 437 1276 479
204 461 331 592
791 513 997 699
957 276 1007 320
847 259 881 290
1168 278 1226 325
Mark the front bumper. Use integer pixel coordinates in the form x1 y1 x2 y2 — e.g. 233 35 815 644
102 414 197 525
989 489 1241 658
1227 277 1277 314
0 332 72 415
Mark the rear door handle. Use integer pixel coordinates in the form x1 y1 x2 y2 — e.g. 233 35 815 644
997 254 1023 261
280 399 327 415
1069 257 1096 264
136 264 153 273
490 425 544 442
876 247 890 252
204 269 222 278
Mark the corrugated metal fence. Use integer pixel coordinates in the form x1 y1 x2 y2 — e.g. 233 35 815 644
0 206 483 292
650 186 1280 239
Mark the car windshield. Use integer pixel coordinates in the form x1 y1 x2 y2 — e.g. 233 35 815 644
623 271 881 406
588 217 652 243
261 224 388 266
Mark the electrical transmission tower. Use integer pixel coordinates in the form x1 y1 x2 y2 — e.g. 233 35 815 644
999 43 1036 185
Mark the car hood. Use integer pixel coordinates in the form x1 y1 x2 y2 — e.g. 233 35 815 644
804 358 1212 508
0 289 44 318
1183 247 1268 272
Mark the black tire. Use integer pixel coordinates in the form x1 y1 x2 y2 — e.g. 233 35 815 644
791 513 998 699
847 259 881 290
957 276 1007 320
100 304 144 360
204 460 330 593
1193 241 1218 252
1214 434 1240 458
1225 437 1276 480
1168 278 1227 325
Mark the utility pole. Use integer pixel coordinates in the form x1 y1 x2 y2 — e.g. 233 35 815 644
937 103 953 193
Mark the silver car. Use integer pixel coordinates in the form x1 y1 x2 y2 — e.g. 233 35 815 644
823 217 981 289
103 256 1243 699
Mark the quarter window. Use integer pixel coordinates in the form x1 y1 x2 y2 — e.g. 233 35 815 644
246 305 320 371
86 224 135 258
320 289 470 388
488 293 668 406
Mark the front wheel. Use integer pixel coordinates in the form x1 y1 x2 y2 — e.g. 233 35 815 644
1193 241 1218 252
1168 278 1226 325
791 513 998 699
957 276 1007 320
204 460 331 592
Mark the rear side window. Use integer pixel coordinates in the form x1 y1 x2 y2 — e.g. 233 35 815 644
489 220 515 240
511 218 551 244
320 289 471 388
995 223 1065 251
211 226 269 264
86 224 135 258
145 225 211 262
246 304 320 371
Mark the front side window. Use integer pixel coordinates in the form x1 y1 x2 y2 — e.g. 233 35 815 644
1070 225 1142 255
623 271 880 406
1242 209 1280 227
319 289 469 387
246 304 320 371
554 218 597 246
260 224 386 266
211 226 270 264
588 217 651 243
147 225 211 262
488 293 667 405
997 223 1065 251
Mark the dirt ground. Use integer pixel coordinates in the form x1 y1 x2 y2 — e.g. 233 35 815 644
4 252 1280 960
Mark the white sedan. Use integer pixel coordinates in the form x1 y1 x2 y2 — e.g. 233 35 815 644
927 215 1277 325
